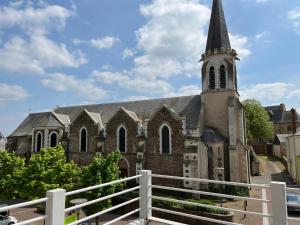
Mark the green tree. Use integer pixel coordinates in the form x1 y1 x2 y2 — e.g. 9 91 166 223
243 99 274 142
0 151 25 199
21 145 81 199
78 151 121 225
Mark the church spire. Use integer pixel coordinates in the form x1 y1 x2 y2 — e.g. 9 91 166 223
205 0 231 52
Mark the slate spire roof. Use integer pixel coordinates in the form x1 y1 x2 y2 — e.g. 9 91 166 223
205 0 231 52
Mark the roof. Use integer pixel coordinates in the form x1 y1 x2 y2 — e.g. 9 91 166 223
55 95 201 128
121 108 141 122
276 134 290 143
206 0 231 52
9 112 65 137
282 111 300 123
265 105 300 123
84 109 102 124
202 127 224 143
265 105 284 123
9 95 202 138
53 112 71 126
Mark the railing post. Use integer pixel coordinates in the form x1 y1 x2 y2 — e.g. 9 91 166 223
45 188 66 225
139 170 152 221
271 181 288 225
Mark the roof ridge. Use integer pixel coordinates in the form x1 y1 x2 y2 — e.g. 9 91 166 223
55 94 200 110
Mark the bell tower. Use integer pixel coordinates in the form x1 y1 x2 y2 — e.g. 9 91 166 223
201 0 248 182
201 0 238 93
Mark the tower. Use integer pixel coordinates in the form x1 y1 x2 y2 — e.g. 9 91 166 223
201 0 248 182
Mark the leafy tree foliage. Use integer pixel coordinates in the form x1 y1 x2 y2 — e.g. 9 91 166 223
78 151 121 225
20 145 81 199
243 99 274 142
0 151 25 199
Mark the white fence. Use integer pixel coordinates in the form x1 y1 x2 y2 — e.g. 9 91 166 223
0 170 300 225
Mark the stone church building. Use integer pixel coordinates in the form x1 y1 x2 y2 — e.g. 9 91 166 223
7 0 249 186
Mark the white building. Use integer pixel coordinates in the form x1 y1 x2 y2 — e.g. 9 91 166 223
286 130 300 184
0 131 6 151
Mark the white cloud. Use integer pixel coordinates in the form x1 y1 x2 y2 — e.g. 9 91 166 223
0 3 73 35
90 0 251 98
0 3 86 74
256 0 271 3
92 70 172 94
0 35 86 74
240 82 291 102
0 83 29 105
128 0 251 80
254 31 270 43
122 48 136 59
126 96 150 101
229 34 251 59
166 85 201 97
288 8 300 34
74 36 120 50
41 73 106 101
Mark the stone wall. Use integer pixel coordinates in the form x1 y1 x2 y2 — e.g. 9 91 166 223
69 112 99 165
146 106 185 186
105 109 140 177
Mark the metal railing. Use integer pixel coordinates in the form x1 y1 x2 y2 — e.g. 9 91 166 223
0 170 299 225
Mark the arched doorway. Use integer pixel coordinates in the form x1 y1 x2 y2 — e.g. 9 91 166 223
118 157 129 178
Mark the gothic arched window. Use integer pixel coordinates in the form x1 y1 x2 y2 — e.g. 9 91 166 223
79 128 87 152
50 132 58 147
35 132 42 152
160 124 171 154
220 65 226 88
118 126 126 153
209 66 215 90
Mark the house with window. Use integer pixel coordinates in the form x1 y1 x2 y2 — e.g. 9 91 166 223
265 104 300 134
6 0 250 186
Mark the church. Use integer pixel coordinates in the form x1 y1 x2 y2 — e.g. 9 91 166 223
7 0 250 186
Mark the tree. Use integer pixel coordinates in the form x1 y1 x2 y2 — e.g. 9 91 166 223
0 151 25 199
243 99 274 142
20 145 81 199
78 151 121 225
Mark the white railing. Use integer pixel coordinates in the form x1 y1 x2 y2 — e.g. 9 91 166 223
0 170 299 225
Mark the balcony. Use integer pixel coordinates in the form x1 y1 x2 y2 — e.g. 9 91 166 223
0 171 299 225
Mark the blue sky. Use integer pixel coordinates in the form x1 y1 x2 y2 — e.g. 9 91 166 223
0 0 300 136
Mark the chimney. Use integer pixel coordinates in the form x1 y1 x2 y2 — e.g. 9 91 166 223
291 108 297 134
280 103 286 112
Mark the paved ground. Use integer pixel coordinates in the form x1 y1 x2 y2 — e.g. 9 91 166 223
223 156 300 225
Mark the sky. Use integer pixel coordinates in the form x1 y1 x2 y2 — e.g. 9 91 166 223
0 0 300 136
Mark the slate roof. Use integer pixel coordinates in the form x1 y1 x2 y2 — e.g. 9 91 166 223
273 134 289 145
265 105 284 123
9 112 65 137
282 111 300 123
206 0 231 52
265 105 300 123
55 95 201 127
202 127 224 143
9 95 202 138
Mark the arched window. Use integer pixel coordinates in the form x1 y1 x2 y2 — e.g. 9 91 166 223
35 132 43 152
209 66 215 90
49 132 58 147
79 128 87 152
160 124 171 154
220 65 226 88
118 126 126 153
